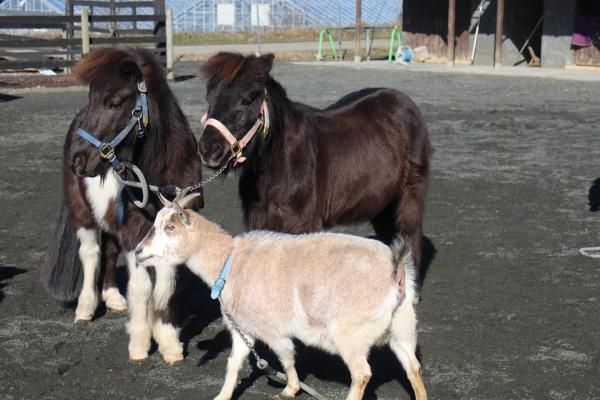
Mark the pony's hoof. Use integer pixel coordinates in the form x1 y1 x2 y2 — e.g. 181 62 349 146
162 352 184 365
129 351 149 361
102 288 128 313
74 313 93 323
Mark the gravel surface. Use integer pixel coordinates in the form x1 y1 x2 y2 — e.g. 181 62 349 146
1 61 599 400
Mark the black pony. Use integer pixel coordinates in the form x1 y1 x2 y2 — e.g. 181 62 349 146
41 47 203 363
198 52 431 294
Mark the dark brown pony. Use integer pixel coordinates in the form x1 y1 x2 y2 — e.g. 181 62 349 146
41 47 203 363
198 52 431 292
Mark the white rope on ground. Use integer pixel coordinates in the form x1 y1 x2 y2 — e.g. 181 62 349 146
579 246 600 258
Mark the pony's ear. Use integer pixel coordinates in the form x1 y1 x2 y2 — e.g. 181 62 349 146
259 53 274 72
118 57 141 80
253 53 274 82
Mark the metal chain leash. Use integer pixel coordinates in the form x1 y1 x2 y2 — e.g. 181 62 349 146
217 297 330 400
184 153 237 194
218 297 270 370
113 153 237 208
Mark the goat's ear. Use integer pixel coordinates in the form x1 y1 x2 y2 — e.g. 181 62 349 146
177 192 202 209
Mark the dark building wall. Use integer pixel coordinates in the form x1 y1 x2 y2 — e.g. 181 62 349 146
403 0 576 67
471 0 543 66
541 0 576 67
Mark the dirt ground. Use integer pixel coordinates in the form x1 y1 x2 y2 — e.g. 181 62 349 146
1 61 599 400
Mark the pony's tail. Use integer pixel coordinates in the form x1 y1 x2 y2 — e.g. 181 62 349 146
392 236 417 304
40 204 83 302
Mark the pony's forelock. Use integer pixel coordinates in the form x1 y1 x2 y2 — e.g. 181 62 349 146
202 52 247 85
74 47 164 85
74 48 130 84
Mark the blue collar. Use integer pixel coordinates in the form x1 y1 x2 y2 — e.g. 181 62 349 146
76 77 149 175
211 253 233 300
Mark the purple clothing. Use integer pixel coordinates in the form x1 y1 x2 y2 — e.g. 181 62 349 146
572 16 600 47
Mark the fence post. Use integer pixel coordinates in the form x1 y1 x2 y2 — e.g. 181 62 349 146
81 7 90 55
166 7 174 80
388 26 402 62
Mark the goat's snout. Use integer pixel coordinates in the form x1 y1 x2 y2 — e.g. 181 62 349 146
134 243 150 265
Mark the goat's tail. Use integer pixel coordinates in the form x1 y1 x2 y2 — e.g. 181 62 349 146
40 204 83 302
392 236 417 305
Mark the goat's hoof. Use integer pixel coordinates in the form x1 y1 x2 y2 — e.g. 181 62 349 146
162 352 184 365
280 386 299 398
129 351 149 361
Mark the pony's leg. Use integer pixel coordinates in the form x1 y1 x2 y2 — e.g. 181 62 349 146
126 251 152 360
150 264 182 364
74 228 100 322
373 184 426 302
100 233 127 313
271 338 300 398
153 307 183 365
389 302 427 400
397 182 426 302
214 331 252 400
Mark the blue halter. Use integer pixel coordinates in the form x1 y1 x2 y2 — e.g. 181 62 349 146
211 254 233 300
76 77 149 175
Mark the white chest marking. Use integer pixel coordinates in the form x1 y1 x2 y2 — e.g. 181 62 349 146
84 169 124 230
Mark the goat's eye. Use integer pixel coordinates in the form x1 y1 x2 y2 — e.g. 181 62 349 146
165 223 175 232
109 103 121 110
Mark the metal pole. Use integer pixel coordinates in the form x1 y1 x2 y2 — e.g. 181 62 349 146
81 7 90 54
495 0 504 68
255 3 262 55
166 7 174 80
470 0 485 64
354 0 361 62
447 0 455 67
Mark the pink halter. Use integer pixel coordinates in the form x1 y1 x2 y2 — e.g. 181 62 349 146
201 94 270 166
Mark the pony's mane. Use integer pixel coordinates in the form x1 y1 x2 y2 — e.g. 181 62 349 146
202 52 247 85
74 47 164 86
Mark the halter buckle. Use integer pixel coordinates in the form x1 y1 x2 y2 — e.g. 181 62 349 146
137 79 147 93
231 140 241 155
98 143 115 160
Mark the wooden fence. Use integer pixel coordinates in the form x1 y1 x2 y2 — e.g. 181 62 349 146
0 0 167 72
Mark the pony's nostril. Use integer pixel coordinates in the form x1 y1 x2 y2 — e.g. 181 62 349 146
71 156 86 176
212 142 223 156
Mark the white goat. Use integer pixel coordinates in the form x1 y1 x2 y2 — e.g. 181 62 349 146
135 194 427 400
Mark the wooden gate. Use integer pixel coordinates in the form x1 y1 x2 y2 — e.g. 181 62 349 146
0 0 166 71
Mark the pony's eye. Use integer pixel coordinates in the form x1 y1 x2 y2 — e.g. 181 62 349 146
165 223 175 232
241 93 260 106
109 104 122 110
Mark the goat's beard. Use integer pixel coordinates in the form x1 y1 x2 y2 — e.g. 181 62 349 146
152 265 176 310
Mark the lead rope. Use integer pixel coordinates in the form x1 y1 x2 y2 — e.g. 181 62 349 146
113 153 237 208
579 246 600 258
217 297 330 400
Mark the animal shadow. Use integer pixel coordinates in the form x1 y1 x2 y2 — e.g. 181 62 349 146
0 265 27 304
175 266 222 356
588 178 600 211
218 341 420 400
0 93 22 103
174 75 197 83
